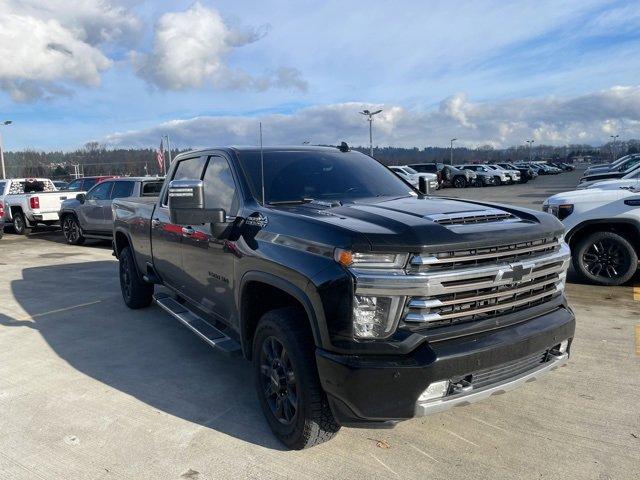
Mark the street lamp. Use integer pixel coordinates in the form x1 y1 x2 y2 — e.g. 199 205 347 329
449 138 457 165
359 109 382 157
0 120 12 180
526 139 535 162
610 134 619 161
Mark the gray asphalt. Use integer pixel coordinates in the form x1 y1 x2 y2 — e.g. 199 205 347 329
0 171 638 480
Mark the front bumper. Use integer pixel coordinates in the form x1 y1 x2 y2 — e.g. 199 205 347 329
316 305 575 427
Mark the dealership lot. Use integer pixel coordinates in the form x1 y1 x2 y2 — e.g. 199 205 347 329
1 172 639 480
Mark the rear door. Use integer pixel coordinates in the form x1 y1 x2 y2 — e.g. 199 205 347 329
151 156 207 289
105 181 135 232
180 155 240 321
81 181 113 231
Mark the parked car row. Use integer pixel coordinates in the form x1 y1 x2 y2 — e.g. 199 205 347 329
0 175 164 239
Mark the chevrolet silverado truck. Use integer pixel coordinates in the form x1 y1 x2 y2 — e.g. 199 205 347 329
113 146 575 449
0 178 75 234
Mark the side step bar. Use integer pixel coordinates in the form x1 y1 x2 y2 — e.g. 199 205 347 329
154 293 242 356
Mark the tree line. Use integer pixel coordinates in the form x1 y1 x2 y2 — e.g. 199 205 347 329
3 139 639 179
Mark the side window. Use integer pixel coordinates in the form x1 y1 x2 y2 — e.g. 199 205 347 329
65 179 83 191
162 157 207 206
82 179 98 191
86 182 113 201
110 181 134 200
141 181 163 196
203 156 238 215
0 181 5 194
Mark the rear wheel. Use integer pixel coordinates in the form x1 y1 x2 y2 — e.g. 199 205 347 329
119 245 154 309
573 231 638 286
62 215 85 245
12 212 31 235
253 307 340 449
453 176 467 188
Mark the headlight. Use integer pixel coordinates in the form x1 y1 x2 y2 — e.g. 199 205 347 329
557 204 574 220
334 249 408 268
352 295 402 339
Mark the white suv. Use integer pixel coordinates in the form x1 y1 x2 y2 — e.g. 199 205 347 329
544 187 640 286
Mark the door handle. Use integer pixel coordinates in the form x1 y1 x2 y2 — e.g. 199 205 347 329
181 226 194 237
151 218 161 228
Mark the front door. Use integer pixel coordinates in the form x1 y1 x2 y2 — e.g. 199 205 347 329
151 156 207 290
80 181 113 231
180 155 240 323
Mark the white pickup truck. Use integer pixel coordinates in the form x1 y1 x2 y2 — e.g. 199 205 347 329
0 178 81 235
544 186 640 286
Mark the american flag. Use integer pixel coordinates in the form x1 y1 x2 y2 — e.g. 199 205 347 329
156 138 165 173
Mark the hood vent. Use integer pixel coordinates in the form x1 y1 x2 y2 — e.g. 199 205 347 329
425 208 516 226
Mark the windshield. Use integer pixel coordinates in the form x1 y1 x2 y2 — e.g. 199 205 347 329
403 166 418 174
237 149 414 204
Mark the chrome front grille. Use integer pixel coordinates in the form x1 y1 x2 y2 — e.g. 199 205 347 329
409 237 560 272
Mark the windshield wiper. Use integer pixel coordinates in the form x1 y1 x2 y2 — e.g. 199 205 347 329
267 198 315 206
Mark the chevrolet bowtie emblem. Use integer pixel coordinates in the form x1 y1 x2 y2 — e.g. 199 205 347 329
501 263 532 282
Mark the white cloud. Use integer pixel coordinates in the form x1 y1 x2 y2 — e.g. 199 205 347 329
132 2 306 92
104 86 640 149
0 0 140 101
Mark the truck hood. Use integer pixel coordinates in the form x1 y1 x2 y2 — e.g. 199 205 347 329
545 188 633 205
269 196 563 252
584 179 640 190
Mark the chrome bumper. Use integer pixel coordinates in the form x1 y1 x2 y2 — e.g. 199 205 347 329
414 351 568 416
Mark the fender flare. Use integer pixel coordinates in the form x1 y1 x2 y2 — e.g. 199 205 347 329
239 271 323 349
566 218 640 245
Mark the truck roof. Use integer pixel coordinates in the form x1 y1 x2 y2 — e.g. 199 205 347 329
177 145 346 157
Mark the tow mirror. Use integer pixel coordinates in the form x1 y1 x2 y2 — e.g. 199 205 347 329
76 193 86 203
168 179 226 225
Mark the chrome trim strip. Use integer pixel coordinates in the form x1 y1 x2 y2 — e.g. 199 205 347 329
405 286 563 323
411 239 559 266
407 275 561 309
414 352 568 416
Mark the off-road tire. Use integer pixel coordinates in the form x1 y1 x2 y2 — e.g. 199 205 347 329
573 231 638 286
12 212 31 235
62 214 85 245
119 246 154 309
253 307 340 449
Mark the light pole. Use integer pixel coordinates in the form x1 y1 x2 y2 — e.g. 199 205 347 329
0 120 12 179
359 109 382 157
449 138 457 165
610 134 619 161
526 139 535 162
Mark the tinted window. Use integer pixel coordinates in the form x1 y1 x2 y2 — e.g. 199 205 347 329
87 181 113 200
0 181 5 193
141 181 164 196
173 157 207 181
203 156 238 214
82 178 98 191
64 179 83 191
237 150 413 204
110 181 134 199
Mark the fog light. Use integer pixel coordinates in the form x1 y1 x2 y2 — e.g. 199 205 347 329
418 380 450 402
559 340 569 353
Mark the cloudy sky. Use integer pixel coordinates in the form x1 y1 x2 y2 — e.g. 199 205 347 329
1 0 640 150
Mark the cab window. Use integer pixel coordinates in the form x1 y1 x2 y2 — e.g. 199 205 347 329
110 181 135 199
86 181 113 200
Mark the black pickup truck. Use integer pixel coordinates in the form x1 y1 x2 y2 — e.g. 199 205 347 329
113 145 575 449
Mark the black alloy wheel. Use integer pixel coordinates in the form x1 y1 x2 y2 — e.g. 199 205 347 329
62 215 85 245
259 336 298 425
574 231 637 286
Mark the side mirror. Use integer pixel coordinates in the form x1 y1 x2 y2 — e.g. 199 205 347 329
168 179 226 225
418 176 429 195
76 193 86 203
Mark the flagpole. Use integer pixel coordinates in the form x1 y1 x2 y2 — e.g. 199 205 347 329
165 134 172 167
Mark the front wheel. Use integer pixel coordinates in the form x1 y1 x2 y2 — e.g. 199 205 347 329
12 212 31 235
453 176 467 188
119 246 154 309
253 307 340 449
62 215 85 245
573 231 638 286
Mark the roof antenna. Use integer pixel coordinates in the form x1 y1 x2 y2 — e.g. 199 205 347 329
260 122 265 205
338 141 350 152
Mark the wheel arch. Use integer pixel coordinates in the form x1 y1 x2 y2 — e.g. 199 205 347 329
566 219 640 253
239 271 322 360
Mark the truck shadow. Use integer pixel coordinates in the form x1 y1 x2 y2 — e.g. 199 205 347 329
0 260 287 451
